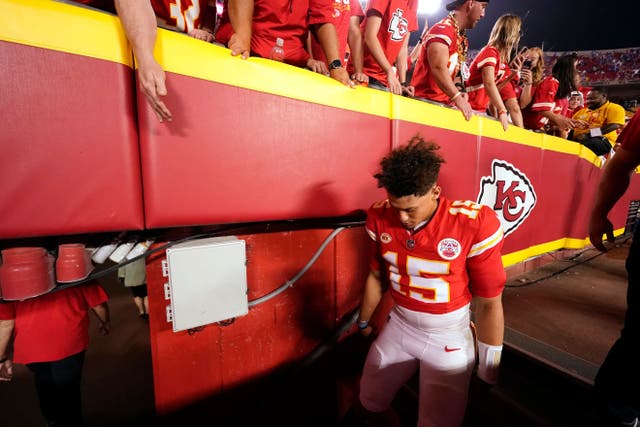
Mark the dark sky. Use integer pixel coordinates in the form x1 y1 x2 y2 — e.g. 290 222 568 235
418 0 640 52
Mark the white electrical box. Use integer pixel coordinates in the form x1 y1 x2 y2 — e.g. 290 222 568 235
165 236 248 332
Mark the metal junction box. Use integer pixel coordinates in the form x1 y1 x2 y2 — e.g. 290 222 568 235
165 236 248 332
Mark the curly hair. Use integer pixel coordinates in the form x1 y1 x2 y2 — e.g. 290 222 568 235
374 135 445 198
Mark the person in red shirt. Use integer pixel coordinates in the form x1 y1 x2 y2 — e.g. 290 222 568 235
589 112 640 427
360 0 419 95
0 282 110 427
522 52 580 133
215 0 353 87
411 0 490 121
357 136 505 427
465 13 522 130
75 0 217 123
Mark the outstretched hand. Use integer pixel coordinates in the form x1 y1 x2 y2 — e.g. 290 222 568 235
137 59 172 122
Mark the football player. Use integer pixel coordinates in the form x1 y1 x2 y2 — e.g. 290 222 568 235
357 135 506 427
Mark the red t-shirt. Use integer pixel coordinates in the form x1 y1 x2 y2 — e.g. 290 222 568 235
310 0 357 66
412 16 464 102
619 112 640 152
522 75 559 130
366 196 506 314
216 0 334 67
361 0 418 85
0 283 108 364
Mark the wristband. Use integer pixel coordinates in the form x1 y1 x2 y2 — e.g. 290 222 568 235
477 341 502 384
357 320 369 330
590 127 603 137
450 91 462 102
498 110 508 116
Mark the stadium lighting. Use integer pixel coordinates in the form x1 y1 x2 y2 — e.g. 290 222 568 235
417 0 442 15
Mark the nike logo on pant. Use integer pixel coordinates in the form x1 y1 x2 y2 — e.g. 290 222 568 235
444 346 461 352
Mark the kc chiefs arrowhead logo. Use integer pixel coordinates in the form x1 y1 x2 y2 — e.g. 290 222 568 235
477 160 537 237
388 9 409 41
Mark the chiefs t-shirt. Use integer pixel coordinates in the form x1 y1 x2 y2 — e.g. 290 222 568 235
361 0 418 85
0 282 108 364
366 196 506 314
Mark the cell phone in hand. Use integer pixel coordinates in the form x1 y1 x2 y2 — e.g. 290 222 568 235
522 59 532 70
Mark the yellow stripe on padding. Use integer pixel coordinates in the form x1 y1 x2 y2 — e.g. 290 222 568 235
0 0 132 66
393 95 605 166
501 227 626 267
154 27 391 118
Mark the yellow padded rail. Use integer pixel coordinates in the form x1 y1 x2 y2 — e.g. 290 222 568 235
0 0 132 66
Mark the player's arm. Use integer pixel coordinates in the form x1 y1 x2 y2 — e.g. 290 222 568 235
589 147 640 251
0 318 15 381
114 0 172 122
358 269 384 336
473 294 504 384
427 41 472 120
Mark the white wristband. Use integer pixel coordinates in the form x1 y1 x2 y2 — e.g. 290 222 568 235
477 341 502 384
590 127 603 137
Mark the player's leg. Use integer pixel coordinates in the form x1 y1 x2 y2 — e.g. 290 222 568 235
360 310 419 421
416 321 475 426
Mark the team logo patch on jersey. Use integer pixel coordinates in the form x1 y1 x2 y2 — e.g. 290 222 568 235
477 160 537 237
438 238 461 260
380 233 392 244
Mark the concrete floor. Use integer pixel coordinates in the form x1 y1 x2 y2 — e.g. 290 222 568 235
0 240 631 426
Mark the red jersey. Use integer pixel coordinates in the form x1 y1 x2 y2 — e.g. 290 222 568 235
75 0 208 33
366 196 505 315
465 46 508 112
0 283 108 364
522 75 559 130
216 0 334 67
411 16 465 102
619 112 640 152
361 0 418 85
311 0 357 66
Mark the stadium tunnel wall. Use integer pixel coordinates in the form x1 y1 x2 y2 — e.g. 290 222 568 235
2 0 640 416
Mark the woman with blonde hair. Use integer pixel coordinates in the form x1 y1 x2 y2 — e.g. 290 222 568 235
465 13 523 130
517 46 545 109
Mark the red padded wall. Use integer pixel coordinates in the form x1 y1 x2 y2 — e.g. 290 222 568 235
147 229 361 415
139 73 390 229
0 41 143 238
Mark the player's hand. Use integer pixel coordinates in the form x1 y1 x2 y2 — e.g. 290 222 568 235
0 359 13 381
359 325 374 337
189 28 214 43
589 214 614 252
307 58 328 75
452 92 473 121
329 67 355 88
229 31 251 59
137 58 172 122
